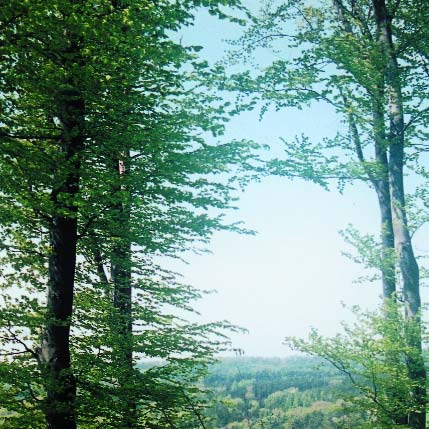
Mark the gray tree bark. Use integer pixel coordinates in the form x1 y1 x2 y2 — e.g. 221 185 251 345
373 1 426 427
371 97 396 299
334 1 396 300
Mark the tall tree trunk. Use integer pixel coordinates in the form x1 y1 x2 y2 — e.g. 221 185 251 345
39 87 84 429
111 154 136 428
371 97 396 299
334 1 396 300
346 87 405 424
373 1 426 427
343 94 396 298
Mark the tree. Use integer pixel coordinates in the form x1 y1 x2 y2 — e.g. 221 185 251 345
0 1 260 428
220 0 429 426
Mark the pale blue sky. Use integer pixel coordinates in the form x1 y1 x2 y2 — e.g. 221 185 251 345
165 3 429 357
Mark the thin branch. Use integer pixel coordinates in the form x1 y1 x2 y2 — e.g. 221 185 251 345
77 203 115 240
0 130 60 141
404 105 429 132
293 5 315 32
25 382 43 403
160 408 178 429
0 349 29 356
254 32 298 45
4 321 39 363
0 243 47 259
340 92 377 186
257 85 341 110
179 385 208 429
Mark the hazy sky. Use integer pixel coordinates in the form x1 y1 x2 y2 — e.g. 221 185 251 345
165 3 429 357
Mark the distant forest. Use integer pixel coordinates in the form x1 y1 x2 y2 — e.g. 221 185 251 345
201 357 367 429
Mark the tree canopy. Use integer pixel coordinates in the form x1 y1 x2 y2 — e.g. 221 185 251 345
0 1 262 428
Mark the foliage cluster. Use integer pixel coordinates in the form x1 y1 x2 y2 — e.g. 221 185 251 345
287 300 429 428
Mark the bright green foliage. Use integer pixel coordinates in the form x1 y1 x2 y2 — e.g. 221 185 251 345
286 300 427 428
0 1 262 427
220 0 429 186
339 224 396 285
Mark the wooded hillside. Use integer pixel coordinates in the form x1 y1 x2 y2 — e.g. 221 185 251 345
201 357 366 429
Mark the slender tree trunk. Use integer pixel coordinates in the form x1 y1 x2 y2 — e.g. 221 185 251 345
334 1 396 300
111 154 136 428
375 183 395 296
388 109 426 428
347 88 406 425
344 96 395 298
371 98 396 299
371 99 408 425
39 87 84 429
373 1 426 427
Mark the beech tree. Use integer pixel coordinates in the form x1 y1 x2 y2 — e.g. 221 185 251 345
0 1 260 428
221 0 429 427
